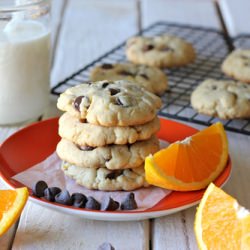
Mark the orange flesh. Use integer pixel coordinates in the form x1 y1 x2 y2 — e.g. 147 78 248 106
153 126 224 183
199 185 250 249
0 191 17 220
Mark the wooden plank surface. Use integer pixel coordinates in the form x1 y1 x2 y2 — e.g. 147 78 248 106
141 0 221 29
51 0 139 86
219 0 250 36
13 203 149 250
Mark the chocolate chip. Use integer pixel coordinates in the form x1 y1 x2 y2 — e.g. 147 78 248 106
115 97 123 106
109 88 120 96
114 96 131 107
73 96 84 111
44 188 55 202
139 73 149 80
106 170 123 180
121 193 138 210
32 180 48 198
118 70 134 77
85 196 101 210
71 193 87 208
101 197 119 211
102 82 110 88
97 242 115 250
244 62 250 67
79 145 95 151
49 187 62 196
101 63 114 69
43 187 61 202
73 96 90 111
143 44 154 51
55 190 73 206
212 86 217 90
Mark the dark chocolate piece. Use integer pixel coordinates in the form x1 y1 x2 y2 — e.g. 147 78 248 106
73 96 90 111
44 188 55 202
121 193 138 210
139 73 149 80
55 190 73 206
32 180 48 198
43 187 62 202
101 197 119 211
71 193 87 208
106 170 123 180
101 64 114 69
115 97 123 106
79 145 95 151
118 70 134 77
143 44 154 51
97 242 115 250
49 187 62 196
85 196 101 210
109 88 120 96
102 82 110 88
73 96 84 111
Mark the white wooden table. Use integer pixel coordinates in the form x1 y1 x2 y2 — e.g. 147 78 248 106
0 0 250 249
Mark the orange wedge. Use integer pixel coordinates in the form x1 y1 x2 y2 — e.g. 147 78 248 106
0 187 29 236
145 122 228 191
194 183 250 249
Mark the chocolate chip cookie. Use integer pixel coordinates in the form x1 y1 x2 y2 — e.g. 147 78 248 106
90 63 168 95
222 49 250 83
191 79 250 119
56 136 159 170
62 161 149 191
126 35 196 68
59 112 160 147
57 80 162 126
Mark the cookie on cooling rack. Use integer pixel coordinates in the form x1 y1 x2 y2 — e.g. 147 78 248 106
126 35 196 68
191 79 250 119
90 63 168 95
222 49 250 83
57 80 162 126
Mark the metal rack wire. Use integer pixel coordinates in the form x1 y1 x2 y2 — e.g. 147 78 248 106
51 22 250 135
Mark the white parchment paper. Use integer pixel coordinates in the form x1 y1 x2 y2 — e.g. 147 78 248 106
13 141 171 211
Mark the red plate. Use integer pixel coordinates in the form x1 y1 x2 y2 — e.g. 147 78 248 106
0 117 231 221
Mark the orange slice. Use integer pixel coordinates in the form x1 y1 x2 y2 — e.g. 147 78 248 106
194 183 250 249
0 187 29 236
145 122 228 191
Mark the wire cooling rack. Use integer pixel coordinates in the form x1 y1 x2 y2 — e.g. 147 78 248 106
234 34 250 49
51 22 250 135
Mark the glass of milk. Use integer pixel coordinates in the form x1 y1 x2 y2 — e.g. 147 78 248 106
0 0 51 125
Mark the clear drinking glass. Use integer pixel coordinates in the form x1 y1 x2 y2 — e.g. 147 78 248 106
0 0 51 125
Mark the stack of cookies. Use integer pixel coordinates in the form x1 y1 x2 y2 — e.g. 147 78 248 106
56 80 162 191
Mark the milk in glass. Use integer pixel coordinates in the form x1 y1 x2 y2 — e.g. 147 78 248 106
0 1 50 124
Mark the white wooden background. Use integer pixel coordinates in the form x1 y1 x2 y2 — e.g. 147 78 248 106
0 0 250 249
